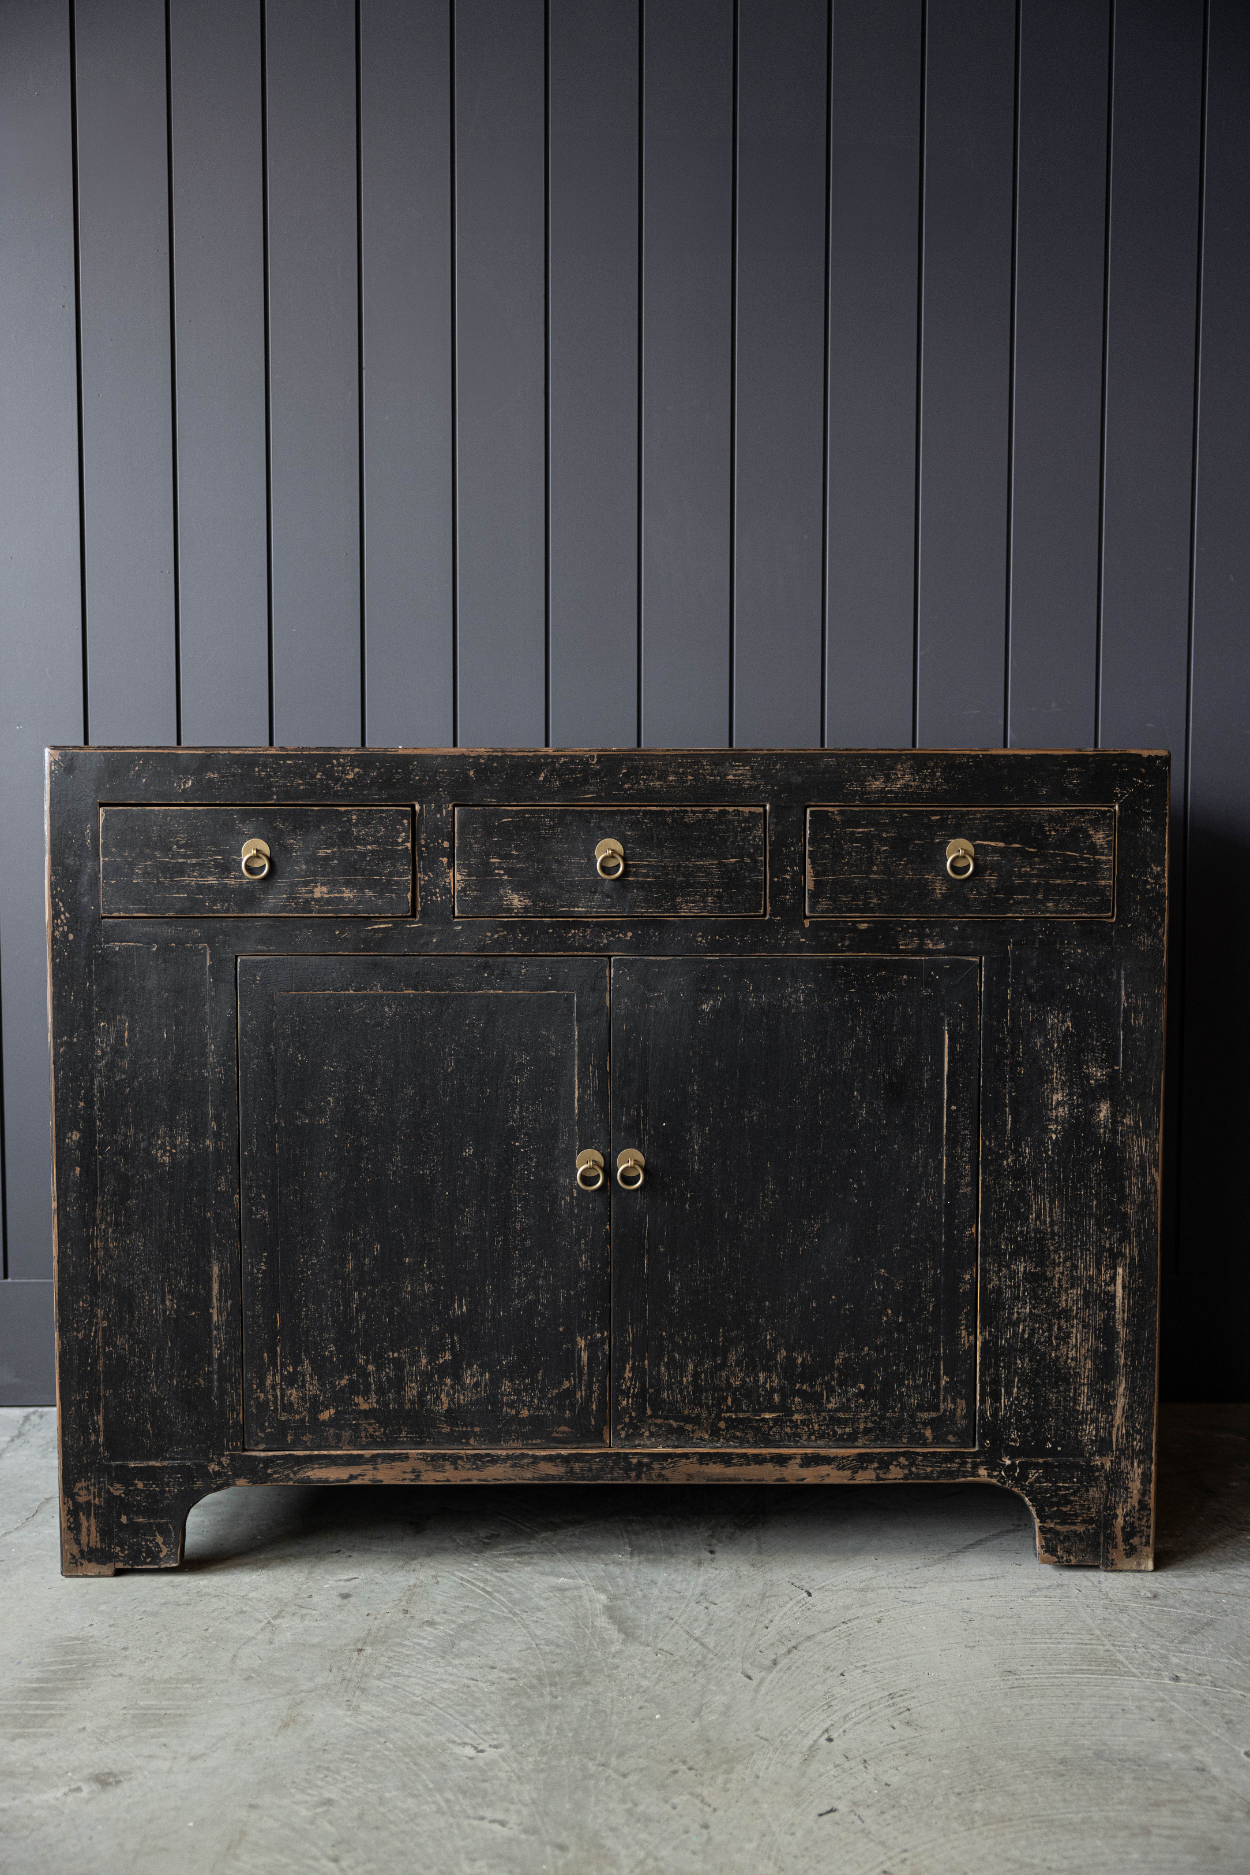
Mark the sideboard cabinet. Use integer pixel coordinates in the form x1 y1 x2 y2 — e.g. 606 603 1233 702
47 748 1167 1573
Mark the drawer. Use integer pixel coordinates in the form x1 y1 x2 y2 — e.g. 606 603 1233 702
454 805 766 917
806 806 1115 918
100 805 414 916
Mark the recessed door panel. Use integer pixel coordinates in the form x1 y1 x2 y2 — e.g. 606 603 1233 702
611 956 980 1447
240 955 609 1448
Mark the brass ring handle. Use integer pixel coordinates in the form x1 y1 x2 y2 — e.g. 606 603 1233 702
595 838 625 881
945 838 975 880
616 1148 645 1190
241 838 271 880
575 1149 605 1192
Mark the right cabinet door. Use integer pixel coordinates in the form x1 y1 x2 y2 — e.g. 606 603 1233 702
611 956 981 1447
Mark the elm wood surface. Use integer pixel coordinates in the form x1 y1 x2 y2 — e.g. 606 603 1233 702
47 748 1167 1575
454 805 766 918
99 805 414 916
805 805 1117 918
610 956 980 1447
239 955 609 1449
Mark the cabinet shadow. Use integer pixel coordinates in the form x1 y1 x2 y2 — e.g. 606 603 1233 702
1154 1403 1250 1568
180 1475 1040 1575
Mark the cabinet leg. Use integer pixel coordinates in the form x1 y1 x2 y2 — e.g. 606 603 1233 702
1010 1459 1154 1571
60 1469 215 1576
1028 1494 1104 1568
1099 1454 1156 1571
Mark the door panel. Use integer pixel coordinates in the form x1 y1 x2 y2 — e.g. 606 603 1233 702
240 955 609 1448
611 956 980 1447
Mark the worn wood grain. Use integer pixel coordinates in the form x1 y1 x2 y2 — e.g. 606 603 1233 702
100 805 414 916
49 747 1167 1573
238 955 609 1448
454 805 766 918
611 956 979 1447
806 806 1117 918
94 942 216 1460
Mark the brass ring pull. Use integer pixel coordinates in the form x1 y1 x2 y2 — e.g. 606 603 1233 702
241 838 271 880
945 838 975 880
595 838 625 881
616 1148 645 1191
575 1149 605 1192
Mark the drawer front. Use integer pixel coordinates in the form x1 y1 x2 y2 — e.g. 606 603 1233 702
806 806 1115 918
100 805 414 916
455 805 766 917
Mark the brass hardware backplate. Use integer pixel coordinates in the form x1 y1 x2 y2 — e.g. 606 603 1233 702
241 838 271 880
595 837 625 880
616 1148 645 1190
575 1148 606 1191
945 838 975 880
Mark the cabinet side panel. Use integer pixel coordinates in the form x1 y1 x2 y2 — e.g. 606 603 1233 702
984 938 1129 1456
95 943 220 1459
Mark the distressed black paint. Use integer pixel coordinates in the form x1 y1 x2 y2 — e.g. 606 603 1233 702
239 954 610 1448
50 747 1166 1573
610 955 980 1448
100 804 414 917
454 805 766 918
805 806 1116 918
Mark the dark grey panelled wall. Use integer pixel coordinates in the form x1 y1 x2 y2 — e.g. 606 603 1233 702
0 0 1246 1401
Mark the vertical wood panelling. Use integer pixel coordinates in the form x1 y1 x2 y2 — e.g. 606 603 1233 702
640 0 734 749
1007 0 1109 750
360 0 454 749
265 0 361 746
548 0 640 751
915 0 1017 749
170 0 268 747
75 0 178 744
825 0 923 749
732 0 827 749
1174 0 1250 1400
0 0 80 1322
1098 1 1203 765
454 0 547 748
0 0 1246 1399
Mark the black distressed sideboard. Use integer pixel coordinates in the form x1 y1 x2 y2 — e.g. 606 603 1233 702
46 748 1167 1573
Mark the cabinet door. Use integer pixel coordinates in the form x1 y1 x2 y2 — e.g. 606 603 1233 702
611 957 980 1447
240 956 609 1448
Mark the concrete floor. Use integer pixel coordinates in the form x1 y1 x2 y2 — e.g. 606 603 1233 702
2 1410 1249 1875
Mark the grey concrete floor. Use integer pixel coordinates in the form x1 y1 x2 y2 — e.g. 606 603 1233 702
2 1409 1249 1875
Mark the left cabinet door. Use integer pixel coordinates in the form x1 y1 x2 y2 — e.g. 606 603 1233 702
239 956 610 1448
